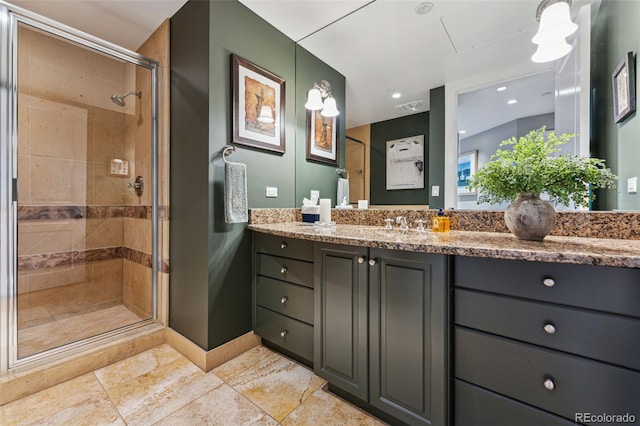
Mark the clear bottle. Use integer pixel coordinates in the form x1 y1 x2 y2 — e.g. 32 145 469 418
432 209 450 232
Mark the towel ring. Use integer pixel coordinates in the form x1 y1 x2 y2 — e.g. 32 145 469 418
336 168 349 179
222 145 236 164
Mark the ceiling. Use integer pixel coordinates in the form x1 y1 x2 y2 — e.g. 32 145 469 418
9 0 573 133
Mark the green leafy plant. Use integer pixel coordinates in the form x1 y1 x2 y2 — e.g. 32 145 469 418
468 127 617 208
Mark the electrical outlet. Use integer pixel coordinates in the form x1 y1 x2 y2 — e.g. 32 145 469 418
310 190 320 199
627 177 637 194
266 186 278 198
431 185 440 197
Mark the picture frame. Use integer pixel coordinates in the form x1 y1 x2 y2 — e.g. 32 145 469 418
385 135 425 190
306 110 338 165
611 52 636 123
457 150 478 195
232 54 285 154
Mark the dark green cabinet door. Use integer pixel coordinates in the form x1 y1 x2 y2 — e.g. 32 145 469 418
314 243 369 401
369 249 448 426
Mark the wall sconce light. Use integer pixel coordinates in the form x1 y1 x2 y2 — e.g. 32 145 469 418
257 105 274 123
305 80 339 117
531 0 577 63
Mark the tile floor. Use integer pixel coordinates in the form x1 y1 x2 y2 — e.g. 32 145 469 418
0 344 386 425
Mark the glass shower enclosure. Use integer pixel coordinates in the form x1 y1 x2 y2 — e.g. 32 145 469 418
0 2 159 370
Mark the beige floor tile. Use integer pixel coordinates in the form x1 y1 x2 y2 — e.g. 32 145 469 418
213 345 279 382
0 373 124 425
18 320 70 358
154 383 278 426
226 350 326 422
96 344 224 426
282 387 387 426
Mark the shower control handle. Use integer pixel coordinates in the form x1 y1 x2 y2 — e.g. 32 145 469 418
128 176 144 197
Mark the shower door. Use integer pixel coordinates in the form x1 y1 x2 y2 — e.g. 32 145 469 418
1 4 159 368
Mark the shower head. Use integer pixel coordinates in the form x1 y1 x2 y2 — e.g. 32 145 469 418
110 91 141 107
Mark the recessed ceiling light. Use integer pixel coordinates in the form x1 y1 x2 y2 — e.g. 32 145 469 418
459 130 467 134
415 2 434 15
497 86 508 92
507 99 518 105
392 92 402 99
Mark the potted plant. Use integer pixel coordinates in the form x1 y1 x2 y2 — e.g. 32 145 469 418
468 127 617 241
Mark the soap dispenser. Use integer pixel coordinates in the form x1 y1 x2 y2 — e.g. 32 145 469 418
432 209 450 232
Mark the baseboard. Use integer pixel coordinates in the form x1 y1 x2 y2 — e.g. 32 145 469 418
165 328 261 372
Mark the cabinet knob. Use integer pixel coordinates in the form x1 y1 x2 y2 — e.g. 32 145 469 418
280 330 288 338
357 256 366 264
368 258 377 266
280 266 287 274
280 242 287 249
281 296 288 304
543 323 556 334
542 278 555 287
544 378 555 391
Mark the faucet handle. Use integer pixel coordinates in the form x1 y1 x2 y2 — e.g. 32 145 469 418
384 218 393 229
416 219 426 231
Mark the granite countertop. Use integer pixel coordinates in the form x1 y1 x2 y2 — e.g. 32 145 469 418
248 222 640 269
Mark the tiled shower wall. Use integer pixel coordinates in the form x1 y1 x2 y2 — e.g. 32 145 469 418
15 21 170 334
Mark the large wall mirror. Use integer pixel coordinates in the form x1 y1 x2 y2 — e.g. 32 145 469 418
295 0 639 212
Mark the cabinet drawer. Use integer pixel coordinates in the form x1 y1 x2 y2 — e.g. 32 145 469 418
454 257 640 318
454 379 577 426
455 289 640 371
254 232 314 262
255 307 313 362
256 253 314 288
256 276 314 324
455 327 640 421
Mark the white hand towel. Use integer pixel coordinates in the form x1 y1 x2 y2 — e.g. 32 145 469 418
337 178 349 206
225 161 248 223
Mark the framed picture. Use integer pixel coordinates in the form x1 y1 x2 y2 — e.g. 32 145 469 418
306 110 338 165
611 52 636 123
232 54 285 153
457 150 478 195
385 135 424 190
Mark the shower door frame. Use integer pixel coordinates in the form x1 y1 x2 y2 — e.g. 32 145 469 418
0 1 160 372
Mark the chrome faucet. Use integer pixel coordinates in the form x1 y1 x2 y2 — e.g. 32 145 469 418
395 216 409 230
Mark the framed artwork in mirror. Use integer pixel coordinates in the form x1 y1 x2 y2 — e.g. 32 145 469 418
457 150 477 195
385 135 425 190
306 110 338 165
612 52 636 123
232 54 285 153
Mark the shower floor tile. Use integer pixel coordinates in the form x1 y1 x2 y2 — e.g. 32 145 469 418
0 343 386 425
18 305 144 358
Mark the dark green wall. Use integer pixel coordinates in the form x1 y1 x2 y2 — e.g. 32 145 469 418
295 45 346 206
429 86 445 209
169 0 210 349
370 112 429 205
170 0 345 350
591 0 640 211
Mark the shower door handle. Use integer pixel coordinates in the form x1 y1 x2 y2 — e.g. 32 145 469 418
12 178 18 203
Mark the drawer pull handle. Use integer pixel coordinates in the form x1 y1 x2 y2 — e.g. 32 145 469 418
543 323 556 334
281 296 288 304
280 242 287 249
357 256 366 264
280 267 287 274
544 378 555 391
280 330 288 338
542 278 555 287
368 258 377 266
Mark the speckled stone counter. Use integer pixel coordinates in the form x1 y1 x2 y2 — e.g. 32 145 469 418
248 222 640 269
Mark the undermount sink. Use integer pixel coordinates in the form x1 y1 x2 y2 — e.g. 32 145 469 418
374 227 430 237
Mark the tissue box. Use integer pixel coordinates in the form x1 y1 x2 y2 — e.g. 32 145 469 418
301 206 320 223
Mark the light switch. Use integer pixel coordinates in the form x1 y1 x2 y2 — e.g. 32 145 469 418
431 185 440 197
627 177 637 194
266 186 278 198
310 190 320 199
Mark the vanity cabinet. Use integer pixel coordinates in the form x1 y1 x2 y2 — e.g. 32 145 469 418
314 243 448 426
253 233 315 363
453 256 640 425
